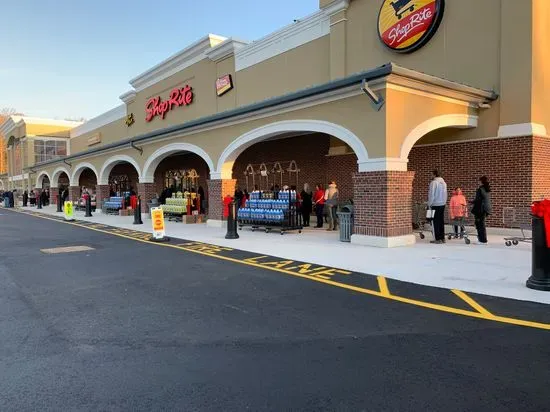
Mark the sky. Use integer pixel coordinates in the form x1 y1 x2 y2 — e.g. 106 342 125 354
0 0 319 120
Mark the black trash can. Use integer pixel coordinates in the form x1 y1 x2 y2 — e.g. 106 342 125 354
337 205 354 242
526 216 550 291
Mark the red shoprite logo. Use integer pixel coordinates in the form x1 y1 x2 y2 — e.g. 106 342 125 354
145 85 194 122
378 0 444 53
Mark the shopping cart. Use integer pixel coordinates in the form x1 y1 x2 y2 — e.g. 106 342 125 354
502 206 532 246
413 202 433 240
390 0 415 19
445 205 473 245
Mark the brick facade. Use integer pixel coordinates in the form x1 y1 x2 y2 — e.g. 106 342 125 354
232 133 357 202
353 171 415 238
137 183 156 213
95 184 110 209
68 186 80 202
408 136 548 228
207 179 236 221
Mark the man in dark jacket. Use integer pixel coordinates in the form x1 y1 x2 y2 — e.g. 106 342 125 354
471 176 492 244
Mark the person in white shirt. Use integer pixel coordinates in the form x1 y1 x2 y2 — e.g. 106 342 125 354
427 169 448 244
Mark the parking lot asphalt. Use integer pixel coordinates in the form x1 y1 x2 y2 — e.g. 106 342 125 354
1 209 549 411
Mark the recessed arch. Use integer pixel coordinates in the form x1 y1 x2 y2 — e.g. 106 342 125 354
141 143 215 183
51 166 71 188
35 171 51 189
400 114 478 161
70 162 98 186
98 154 142 185
214 120 369 179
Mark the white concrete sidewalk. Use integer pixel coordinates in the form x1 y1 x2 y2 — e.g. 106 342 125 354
20 205 550 305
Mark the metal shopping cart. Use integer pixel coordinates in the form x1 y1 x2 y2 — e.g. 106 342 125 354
445 204 473 245
413 202 433 240
502 206 532 246
390 0 415 19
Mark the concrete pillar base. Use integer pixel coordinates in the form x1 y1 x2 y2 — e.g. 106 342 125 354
351 234 416 248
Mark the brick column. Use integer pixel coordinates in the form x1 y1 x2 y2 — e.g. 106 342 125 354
207 179 236 227
69 186 80 202
51 189 59 205
351 171 415 248
137 183 156 214
95 184 110 211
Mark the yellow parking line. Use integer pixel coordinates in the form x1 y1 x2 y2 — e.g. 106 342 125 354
377 276 390 297
452 290 493 317
9 208 550 331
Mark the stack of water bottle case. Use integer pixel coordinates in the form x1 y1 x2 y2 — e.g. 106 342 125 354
237 189 302 234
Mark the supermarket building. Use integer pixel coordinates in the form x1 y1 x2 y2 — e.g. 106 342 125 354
2 0 549 247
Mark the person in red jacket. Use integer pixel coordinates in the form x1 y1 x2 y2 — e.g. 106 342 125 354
313 184 325 228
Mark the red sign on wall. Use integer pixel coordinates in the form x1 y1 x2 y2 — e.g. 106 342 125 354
145 85 194 122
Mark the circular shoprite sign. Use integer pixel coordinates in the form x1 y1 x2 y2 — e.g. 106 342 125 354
378 0 445 53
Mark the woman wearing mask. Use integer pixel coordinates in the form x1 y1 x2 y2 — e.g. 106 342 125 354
471 176 492 244
300 183 313 227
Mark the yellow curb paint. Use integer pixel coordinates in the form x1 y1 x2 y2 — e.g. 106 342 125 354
452 290 494 317
377 276 391 297
10 209 550 331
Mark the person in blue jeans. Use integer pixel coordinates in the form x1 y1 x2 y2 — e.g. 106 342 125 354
427 169 448 244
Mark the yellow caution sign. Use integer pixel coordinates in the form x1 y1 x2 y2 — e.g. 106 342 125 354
151 207 166 239
64 201 74 221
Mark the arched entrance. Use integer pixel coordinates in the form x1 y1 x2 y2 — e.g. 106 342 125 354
211 120 368 229
70 162 98 204
142 143 214 215
35 172 51 190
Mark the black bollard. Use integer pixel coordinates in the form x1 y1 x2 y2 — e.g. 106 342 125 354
37 194 42 209
526 216 550 291
133 196 143 225
57 192 63 213
225 200 239 239
85 196 93 217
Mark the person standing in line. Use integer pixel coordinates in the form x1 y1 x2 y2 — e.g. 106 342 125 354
29 189 36 206
324 181 339 231
427 169 448 244
449 187 467 237
234 187 244 211
300 183 313 227
471 176 492 244
22 190 28 207
313 184 325 228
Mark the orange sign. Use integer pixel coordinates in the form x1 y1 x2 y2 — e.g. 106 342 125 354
151 207 166 239
378 0 444 53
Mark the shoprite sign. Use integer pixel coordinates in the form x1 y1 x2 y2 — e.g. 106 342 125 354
150 207 166 239
145 85 194 122
377 0 445 53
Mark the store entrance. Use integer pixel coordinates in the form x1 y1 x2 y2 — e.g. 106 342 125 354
232 132 357 234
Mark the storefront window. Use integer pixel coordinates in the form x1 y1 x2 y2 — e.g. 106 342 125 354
34 139 67 164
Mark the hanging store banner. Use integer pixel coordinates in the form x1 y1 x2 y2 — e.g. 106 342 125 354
151 207 166 239
64 201 74 221
145 85 194 122
216 74 233 97
377 0 445 53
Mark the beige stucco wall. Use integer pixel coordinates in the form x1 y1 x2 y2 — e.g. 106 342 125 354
39 94 385 184
235 36 330 106
384 88 474 158
26 124 72 138
70 117 129 154
531 0 550 129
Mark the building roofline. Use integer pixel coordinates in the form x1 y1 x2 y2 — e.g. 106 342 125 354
34 63 498 168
